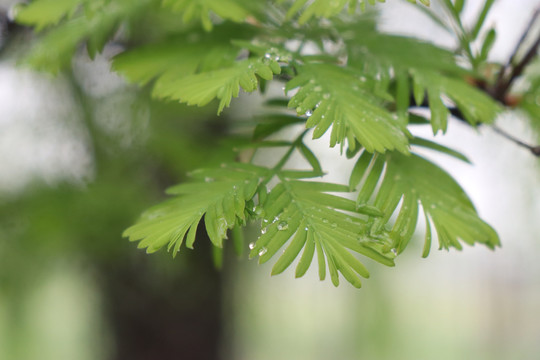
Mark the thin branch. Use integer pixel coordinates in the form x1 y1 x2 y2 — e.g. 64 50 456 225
491 125 540 156
412 104 540 157
493 7 540 101
495 7 540 85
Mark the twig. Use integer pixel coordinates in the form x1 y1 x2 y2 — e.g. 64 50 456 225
493 7 540 101
495 8 540 82
412 104 540 157
491 125 540 156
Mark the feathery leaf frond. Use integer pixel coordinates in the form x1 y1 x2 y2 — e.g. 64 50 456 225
153 58 281 114
350 151 500 257
286 63 410 153
123 163 269 252
251 177 394 288
162 0 253 31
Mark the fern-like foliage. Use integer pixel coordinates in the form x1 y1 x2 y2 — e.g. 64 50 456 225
124 163 269 252
411 71 502 133
282 0 429 24
151 58 281 114
112 37 239 86
286 63 410 153
341 19 502 133
252 178 394 288
350 151 500 256
162 0 253 31
15 0 514 288
16 0 155 71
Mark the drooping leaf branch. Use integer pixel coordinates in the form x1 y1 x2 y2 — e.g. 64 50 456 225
14 0 540 288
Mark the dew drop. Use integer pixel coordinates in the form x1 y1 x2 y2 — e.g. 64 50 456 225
261 227 267 234
264 53 271 59
304 226 309 231
391 248 398 255
305 109 313 116
277 221 289 231
273 216 280 223
249 242 256 250
258 247 268 256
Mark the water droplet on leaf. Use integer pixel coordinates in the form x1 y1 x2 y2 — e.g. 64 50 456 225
277 221 289 231
258 247 268 256
249 242 256 250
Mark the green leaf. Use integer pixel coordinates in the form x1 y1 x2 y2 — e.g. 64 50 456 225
454 0 465 14
350 151 500 255
298 143 323 175
478 28 496 64
413 71 502 129
123 163 269 252
19 0 153 72
113 38 239 85
286 63 410 153
343 20 462 76
16 0 81 30
153 58 281 114
283 0 390 24
470 0 495 40
163 0 252 31
410 137 471 163
250 177 395 288
252 114 305 141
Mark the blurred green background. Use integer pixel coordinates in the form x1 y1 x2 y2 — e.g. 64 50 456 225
1 0 540 359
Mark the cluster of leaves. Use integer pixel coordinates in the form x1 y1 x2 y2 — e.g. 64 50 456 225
16 0 509 288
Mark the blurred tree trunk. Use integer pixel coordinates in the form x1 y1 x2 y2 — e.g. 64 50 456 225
98 237 222 360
